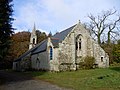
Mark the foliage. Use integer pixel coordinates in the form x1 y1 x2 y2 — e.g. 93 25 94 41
26 67 120 90
36 30 47 43
113 44 120 63
6 30 47 68
117 40 120 44
0 0 14 61
82 56 95 69
8 31 30 60
101 42 120 64
101 43 114 64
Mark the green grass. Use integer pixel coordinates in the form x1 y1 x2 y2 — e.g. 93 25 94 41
25 67 120 90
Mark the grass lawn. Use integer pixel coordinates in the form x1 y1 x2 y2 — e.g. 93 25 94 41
25 67 120 90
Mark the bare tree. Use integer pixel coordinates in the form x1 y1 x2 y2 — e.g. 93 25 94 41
87 9 120 44
107 16 120 44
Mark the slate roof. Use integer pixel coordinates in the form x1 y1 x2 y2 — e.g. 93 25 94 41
32 24 76 53
32 40 47 54
52 24 76 42
14 40 47 62
14 24 76 62
51 38 59 47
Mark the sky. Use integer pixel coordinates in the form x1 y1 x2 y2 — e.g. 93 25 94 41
13 0 120 34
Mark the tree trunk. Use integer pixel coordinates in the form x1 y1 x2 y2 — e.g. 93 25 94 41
98 35 101 45
107 31 111 44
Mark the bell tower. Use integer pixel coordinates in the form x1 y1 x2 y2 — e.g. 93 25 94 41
29 23 37 49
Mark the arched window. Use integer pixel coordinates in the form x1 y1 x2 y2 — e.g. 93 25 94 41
50 47 53 60
76 34 82 51
101 56 103 62
76 41 78 50
36 57 40 70
79 38 81 50
33 38 35 44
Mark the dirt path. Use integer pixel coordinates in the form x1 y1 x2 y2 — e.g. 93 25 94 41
0 70 71 90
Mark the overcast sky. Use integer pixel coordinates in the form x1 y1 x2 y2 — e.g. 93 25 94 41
13 0 120 34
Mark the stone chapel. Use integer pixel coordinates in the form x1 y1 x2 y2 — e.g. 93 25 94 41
13 21 109 71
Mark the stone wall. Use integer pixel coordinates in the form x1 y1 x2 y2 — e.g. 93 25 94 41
56 22 109 70
13 53 31 71
31 51 49 70
13 22 109 72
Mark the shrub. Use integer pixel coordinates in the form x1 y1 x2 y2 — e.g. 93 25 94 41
83 56 95 69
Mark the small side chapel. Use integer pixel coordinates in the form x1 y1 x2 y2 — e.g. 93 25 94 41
13 21 109 71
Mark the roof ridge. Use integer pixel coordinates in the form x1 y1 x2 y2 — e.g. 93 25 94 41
14 24 77 62
52 24 76 42
53 24 76 36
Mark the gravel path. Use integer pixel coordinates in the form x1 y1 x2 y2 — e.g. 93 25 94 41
0 70 72 90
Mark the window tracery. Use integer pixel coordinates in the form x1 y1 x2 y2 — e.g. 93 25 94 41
76 34 82 51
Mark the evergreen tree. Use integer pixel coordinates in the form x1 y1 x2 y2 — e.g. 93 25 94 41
0 0 14 61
